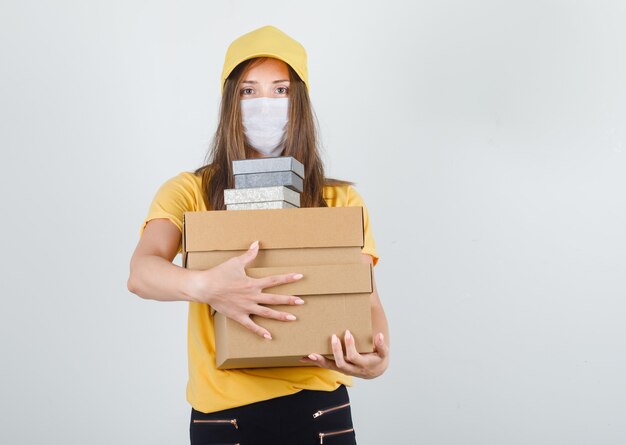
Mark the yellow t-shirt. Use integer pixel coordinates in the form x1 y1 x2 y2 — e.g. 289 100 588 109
141 171 378 413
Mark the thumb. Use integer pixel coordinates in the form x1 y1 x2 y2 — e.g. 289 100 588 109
238 240 260 266
374 333 389 358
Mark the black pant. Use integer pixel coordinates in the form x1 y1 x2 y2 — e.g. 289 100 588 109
190 385 356 445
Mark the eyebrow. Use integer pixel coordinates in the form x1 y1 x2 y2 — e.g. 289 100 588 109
241 80 290 84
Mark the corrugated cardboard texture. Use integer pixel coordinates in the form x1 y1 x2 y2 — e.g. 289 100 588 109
183 207 364 252
207 263 372 316
185 246 363 270
214 264 373 368
245 264 372 295
226 201 297 210
235 171 304 192
224 186 300 207
232 156 305 179
215 293 373 369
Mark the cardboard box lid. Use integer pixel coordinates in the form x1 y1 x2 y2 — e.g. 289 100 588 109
246 263 372 296
224 186 300 207
234 171 303 193
184 246 363 270
183 207 364 252
226 201 297 211
232 156 305 179
208 263 372 316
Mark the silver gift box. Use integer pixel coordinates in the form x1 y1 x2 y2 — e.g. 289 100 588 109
234 171 304 193
232 156 305 179
224 186 301 207
226 201 298 210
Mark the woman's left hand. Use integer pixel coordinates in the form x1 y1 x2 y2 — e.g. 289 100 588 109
300 330 389 379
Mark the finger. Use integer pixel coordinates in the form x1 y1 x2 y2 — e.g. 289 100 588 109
255 272 304 290
238 315 273 340
305 353 340 371
314 348 360 375
251 305 298 322
330 335 361 374
343 330 366 366
237 240 260 266
374 333 389 359
331 334 348 368
258 293 305 306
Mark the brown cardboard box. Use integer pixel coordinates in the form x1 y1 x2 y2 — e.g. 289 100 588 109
183 207 365 253
215 264 373 369
185 246 363 269
182 207 374 369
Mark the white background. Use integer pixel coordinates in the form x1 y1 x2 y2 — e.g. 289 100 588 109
1 0 625 443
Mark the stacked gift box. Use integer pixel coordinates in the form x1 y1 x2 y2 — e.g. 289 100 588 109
224 157 305 210
182 157 374 369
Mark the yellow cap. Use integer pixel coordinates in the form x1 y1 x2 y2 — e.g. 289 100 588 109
221 25 309 93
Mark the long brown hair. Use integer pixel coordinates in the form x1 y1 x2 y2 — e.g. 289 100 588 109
195 57 348 210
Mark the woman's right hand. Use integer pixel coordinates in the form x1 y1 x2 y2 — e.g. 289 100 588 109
188 240 305 339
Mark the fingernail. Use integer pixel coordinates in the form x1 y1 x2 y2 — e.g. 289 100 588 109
286 314 297 321
295 298 305 305
293 273 303 280
378 333 384 344
332 334 339 345
263 333 272 340
250 240 259 249
308 354 318 361
345 330 352 341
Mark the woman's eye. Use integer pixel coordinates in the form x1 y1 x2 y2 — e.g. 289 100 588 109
240 88 254 96
276 86 288 95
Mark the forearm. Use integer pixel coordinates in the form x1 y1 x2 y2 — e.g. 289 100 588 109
128 254 199 302
371 294 389 347
129 234 306 338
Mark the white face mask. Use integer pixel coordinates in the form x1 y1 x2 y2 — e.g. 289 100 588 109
240 97 289 157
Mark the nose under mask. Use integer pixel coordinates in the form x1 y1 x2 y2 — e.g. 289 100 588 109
240 97 289 157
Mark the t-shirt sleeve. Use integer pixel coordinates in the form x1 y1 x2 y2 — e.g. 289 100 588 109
140 173 199 237
347 186 379 266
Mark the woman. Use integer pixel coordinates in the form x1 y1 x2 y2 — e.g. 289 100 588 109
128 25 389 444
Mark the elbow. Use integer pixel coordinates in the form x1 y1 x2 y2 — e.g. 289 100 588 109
127 275 138 295
127 264 144 297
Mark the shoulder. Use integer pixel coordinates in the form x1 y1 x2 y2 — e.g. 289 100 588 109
323 183 366 208
324 182 378 264
155 171 203 199
149 171 205 212
162 171 203 190
142 171 205 235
